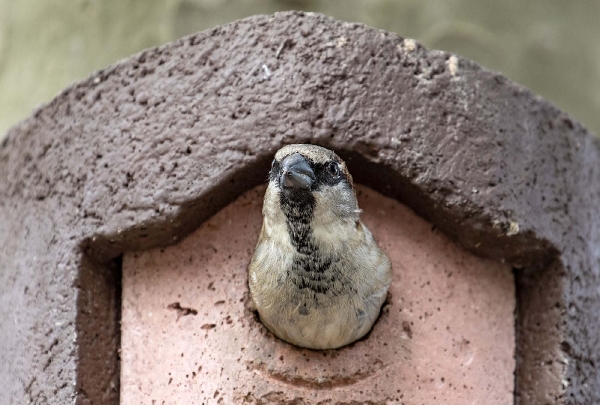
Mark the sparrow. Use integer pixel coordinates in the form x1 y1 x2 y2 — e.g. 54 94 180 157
248 144 392 350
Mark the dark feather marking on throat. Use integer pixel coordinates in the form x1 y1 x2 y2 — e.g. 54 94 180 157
279 189 317 255
279 189 341 300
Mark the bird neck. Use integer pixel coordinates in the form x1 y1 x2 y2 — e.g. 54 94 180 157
279 190 317 255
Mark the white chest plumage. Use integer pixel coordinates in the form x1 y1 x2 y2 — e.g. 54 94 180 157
249 218 391 350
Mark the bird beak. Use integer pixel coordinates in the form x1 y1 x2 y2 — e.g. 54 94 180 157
280 153 315 190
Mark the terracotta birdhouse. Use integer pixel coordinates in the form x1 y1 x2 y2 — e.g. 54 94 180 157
0 12 599 405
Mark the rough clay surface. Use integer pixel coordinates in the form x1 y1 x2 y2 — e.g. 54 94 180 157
0 11 598 405
122 185 515 405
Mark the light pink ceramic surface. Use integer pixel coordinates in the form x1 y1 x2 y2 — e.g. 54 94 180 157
121 185 515 404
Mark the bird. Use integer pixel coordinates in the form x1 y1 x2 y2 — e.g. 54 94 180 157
248 144 392 350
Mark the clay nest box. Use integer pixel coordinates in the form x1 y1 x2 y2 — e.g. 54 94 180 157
0 11 599 405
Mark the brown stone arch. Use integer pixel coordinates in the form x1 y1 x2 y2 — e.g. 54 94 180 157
0 11 598 405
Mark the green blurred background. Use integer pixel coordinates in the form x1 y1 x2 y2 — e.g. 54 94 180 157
1 0 599 138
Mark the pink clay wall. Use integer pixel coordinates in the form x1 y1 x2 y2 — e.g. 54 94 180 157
121 185 515 404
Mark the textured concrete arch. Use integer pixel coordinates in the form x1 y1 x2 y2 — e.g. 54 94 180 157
0 11 598 404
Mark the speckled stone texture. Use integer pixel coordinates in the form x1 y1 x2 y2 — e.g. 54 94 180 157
0 11 599 405
122 185 515 404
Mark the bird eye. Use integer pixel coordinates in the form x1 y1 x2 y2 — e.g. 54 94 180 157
327 162 340 177
271 159 277 169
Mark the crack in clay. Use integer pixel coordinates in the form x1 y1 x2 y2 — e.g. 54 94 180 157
247 359 388 390
167 302 198 321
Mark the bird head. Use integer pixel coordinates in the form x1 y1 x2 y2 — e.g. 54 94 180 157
264 144 359 226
